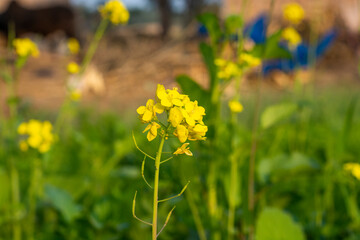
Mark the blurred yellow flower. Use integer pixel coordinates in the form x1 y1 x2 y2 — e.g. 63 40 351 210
13 38 39 57
228 100 243 113
283 3 305 25
173 143 193 156
99 0 130 25
67 62 80 74
239 53 261 67
70 90 82 101
169 107 184 127
215 59 241 79
344 163 360 180
282 27 302 47
67 38 80 55
17 120 55 153
143 122 161 141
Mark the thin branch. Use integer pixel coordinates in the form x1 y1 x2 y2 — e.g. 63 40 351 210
157 206 176 237
132 131 155 160
132 191 152 226
158 181 190 203
141 155 152 189
160 156 173 165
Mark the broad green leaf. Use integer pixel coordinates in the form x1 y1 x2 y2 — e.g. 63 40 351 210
261 102 298 129
263 30 292 60
199 42 217 91
197 13 222 46
256 208 306 240
257 152 318 183
45 184 82 223
225 15 243 35
176 74 210 111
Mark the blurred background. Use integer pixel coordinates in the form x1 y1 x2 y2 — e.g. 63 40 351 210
0 0 358 111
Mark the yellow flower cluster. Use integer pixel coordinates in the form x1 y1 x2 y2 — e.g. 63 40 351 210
344 163 360 180
239 53 261 67
282 27 302 48
67 62 80 74
99 0 130 25
13 38 39 58
137 84 207 154
228 100 243 113
215 59 241 79
18 120 55 153
67 38 80 55
283 3 305 25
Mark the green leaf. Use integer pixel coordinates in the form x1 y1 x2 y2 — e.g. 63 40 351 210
225 15 243 35
261 102 298 129
176 74 210 111
257 152 318 183
256 208 306 240
199 42 217 91
45 184 82 223
263 30 292 60
197 13 222 46
0 168 10 206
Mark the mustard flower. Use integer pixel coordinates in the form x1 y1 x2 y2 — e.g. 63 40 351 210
13 38 39 57
283 3 305 25
174 124 189 143
143 122 161 141
344 163 360 180
169 107 184 127
215 58 241 79
99 0 130 25
188 124 208 141
17 120 55 153
239 53 261 67
156 84 186 108
228 100 243 113
282 27 302 47
173 143 193 156
67 38 80 55
67 62 80 74
137 84 207 149
137 99 164 123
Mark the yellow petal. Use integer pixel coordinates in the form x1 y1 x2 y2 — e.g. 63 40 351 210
137 106 146 114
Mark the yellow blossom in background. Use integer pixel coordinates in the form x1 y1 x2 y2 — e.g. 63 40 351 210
228 100 243 113
143 122 161 141
13 38 39 57
283 3 305 25
239 53 261 67
67 38 80 55
344 163 360 180
67 62 80 74
17 120 55 153
99 0 130 25
70 90 82 101
173 143 193 156
215 58 241 79
282 27 302 47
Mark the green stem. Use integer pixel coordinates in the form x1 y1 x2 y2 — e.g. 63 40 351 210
10 158 21 240
227 153 238 240
27 158 42 240
80 19 109 75
185 189 207 240
152 136 165 240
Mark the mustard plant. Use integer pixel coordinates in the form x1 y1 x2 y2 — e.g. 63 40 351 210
133 84 207 239
17 119 55 240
